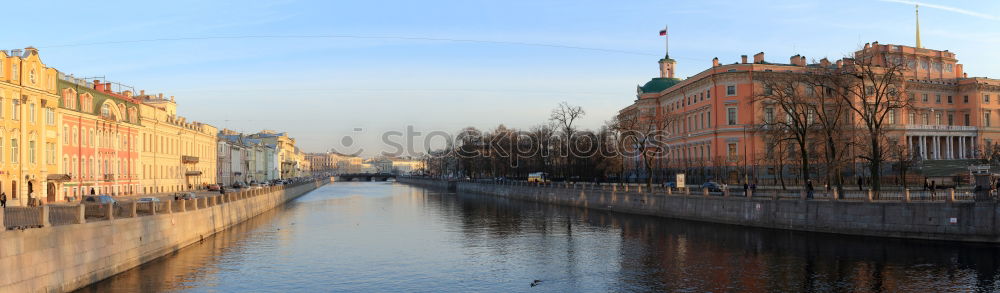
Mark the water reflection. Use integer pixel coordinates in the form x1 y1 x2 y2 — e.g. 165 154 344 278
78 182 1000 292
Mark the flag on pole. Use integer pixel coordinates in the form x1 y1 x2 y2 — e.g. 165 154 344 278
659 29 667 36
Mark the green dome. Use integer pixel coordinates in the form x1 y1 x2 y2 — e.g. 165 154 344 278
639 77 681 94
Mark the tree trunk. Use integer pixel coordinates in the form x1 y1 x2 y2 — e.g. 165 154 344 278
869 134 882 194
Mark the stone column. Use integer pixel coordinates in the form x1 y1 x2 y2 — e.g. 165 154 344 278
40 205 50 227
947 136 953 159
906 135 912 155
934 136 941 159
165 200 172 214
959 136 966 159
920 136 927 159
105 203 115 220
75 204 86 224
129 202 138 217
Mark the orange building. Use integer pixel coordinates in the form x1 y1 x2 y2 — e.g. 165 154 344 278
621 41 1000 184
57 75 142 199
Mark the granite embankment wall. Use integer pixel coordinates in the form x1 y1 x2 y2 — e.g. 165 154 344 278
400 177 1000 243
0 180 324 293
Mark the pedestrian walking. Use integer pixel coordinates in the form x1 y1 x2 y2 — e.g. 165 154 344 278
930 180 937 199
807 180 815 199
743 182 749 197
857 177 863 191
0 192 6 208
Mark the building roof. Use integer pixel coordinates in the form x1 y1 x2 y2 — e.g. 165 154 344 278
639 77 682 94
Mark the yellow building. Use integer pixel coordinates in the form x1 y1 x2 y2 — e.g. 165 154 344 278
0 47 61 206
137 93 217 193
249 130 303 179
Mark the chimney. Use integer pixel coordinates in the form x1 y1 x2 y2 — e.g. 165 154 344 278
10 49 22 57
23 47 38 56
820 58 830 67
863 43 870 49
753 52 765 64
170 95 175 102
836 59 844 68
158 93 164 99
741 55 748 64
123 90 132 98
712 57 720 67
93 80 102 91
140 90 145 96
790 55 800 66
964 73 968 78
956 64 965 78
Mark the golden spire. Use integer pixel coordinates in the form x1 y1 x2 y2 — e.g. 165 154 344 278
916 4 922 48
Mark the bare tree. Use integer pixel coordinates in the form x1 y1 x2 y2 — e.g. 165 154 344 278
802 65 855 193
755 71 816 185
836 55 911 194
614 105 671 189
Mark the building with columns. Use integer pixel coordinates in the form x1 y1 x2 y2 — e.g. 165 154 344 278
0 47 61 206
620 38 1000 183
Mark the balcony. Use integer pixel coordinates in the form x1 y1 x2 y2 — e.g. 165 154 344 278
182 156 199 164
103 174 115 182
898 125 977 132
185 170 203 176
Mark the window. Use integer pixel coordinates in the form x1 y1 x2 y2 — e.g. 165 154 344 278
986 111 992 127
764 107 774 124
0 138 3 163
706 111 711 127
964 95 969 103
101 104 110 117
909 112 916 124
28 103 35 122
706 89 711 99
807 108 815 124
948 113 954 126
922 94 928 102
28 140 35 164
922 113 929 125
11 100 19 120
888 109 895 124
986 95 991 103
727 107 737 125
947 64 953 72
63 125 69 144
726 85 736 96
727 143 738 161
45 108 54 125
935 95 941 103
11 138 18 164
45 142 54 165
764 86 773 96
947 96 953 104
935 112 942 125
965 114 971 126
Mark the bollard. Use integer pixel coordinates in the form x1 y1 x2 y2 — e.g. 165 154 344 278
129 201 138 217
637 185 643 193
866 190 873 202
624 185 629 192
150 202 157 215
179 199 187 212
667 187 673 195
904 189 911 203
165 200 172 214
40 205 50 227
832 189 839 201
105 203 115 220
75 204 86 224
685 187 691 195
612 185 617 192
948 189 955 203
746 189 752 198
703 188 709 196
800 190 806 201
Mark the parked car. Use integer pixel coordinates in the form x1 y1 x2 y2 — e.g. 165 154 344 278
206 184 221 191
137 197 161 203
701 182 725 192
83 195 118 206
231 182 247 189
175 192 198 200
662 181 677 188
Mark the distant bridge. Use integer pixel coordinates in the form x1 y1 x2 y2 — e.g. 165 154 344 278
337 173 396 182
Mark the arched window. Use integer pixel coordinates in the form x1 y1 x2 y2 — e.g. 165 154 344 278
101 104 110 118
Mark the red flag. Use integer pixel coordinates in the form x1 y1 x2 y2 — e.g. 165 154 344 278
659 29 667 36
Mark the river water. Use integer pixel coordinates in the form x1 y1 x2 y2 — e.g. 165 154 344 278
77 182 1000 292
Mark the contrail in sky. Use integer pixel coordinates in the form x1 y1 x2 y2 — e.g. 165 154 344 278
878 0 999 21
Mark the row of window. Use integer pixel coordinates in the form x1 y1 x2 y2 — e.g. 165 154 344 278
61 155 135 179
0 97 55 125
668 142 741 162
0 137 57 166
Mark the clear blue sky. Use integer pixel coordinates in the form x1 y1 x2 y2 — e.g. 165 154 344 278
7 0 999 156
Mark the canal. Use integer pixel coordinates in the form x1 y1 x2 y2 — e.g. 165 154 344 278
78 182 1000 292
